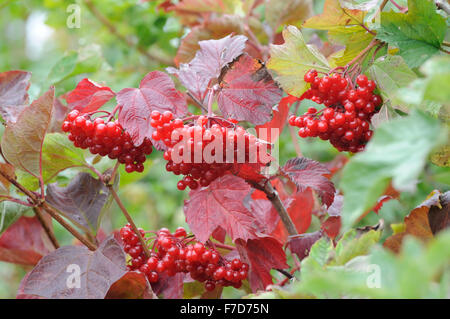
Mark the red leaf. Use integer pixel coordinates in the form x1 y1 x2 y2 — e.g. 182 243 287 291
256 94 299 143
236 235 288 292
217 54 282 125
373 195 393 214
282 157 335 207
0 70 31 123
321 216 341 239
168 34 247 101
106 271 155 299
117 71 187 146
21 236 127 298
151 272 185 299
65 78 115 113
287 231 323 260
0 216 54 266
328 193 343 216
184 174 258 243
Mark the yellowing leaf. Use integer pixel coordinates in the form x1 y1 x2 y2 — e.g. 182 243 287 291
267 26 330 97
265 0 313 29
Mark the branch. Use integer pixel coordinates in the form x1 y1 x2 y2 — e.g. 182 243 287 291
106 184 151 258
260 181 298 236
33 207 60 250
83 0 173 66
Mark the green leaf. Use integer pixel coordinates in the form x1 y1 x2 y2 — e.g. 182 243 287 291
267 26 330 97
0 201 30 235
265 0 313 29
47 52 78 85
340 110 446 229
375 0 446 68
332 230 381 265
367 55 417 112
17 133 88 190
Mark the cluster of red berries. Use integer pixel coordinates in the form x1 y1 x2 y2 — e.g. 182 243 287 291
120 224 249 291
289 71 382 152
62 110 153 173
150 111 270 190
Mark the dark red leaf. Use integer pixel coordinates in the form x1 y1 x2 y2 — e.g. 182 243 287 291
287 230 323 260
0 216 54 266
184 174 258 243
151 272 184 299
428 191 450 235
236 235 288 292
321 216 341 239
65 78 115 113
0 70 31 123
168 34 247 101
46 172 110 233
117 71 187 146
246 197 280 235
256 94 299 143
21 236 126 299
282 157 335 207
106 271 155 299
217 54 282 125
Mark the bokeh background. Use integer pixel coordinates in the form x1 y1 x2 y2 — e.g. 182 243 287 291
0 0 448 298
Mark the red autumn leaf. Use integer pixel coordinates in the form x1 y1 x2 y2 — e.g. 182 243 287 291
0 216 54 266
321 216 341 239
106 271 155 299
287 230 323 260
256 94 299 143
236 235 288 292
373 195 393 214
246 198 280 235
65 78 115 113
21 236 127 298
184 174 258 243
168 34 247 101
282 157 335 207
0 70 31 123
117 71 187 146
217 54 282 125
151 272 185 299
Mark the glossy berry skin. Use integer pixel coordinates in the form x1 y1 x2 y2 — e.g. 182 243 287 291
289 70 383 152
62 109 153 173
119 224 248 291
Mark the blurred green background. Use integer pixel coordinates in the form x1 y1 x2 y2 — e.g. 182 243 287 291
0 0 448 298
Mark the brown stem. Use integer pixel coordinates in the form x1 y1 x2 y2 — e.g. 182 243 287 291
42 202 97 250
261 182 298 236
345 39 381 70
83 0 173 66
187 92 208 113
33 207 60 249
107 184 150 258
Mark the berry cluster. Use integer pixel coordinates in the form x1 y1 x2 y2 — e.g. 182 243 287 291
62 110 153 173
120 224 249 291
150 111 270 190
289 71 382 152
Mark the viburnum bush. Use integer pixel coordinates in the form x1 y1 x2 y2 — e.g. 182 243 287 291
0 0 448 300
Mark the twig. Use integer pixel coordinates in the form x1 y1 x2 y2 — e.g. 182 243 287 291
345 39 381 70
83 0 173 66
33 207 59 249
276 268 294 280
107 184 151 258
187 91 208 113
0 196 34 207
252 181 298 236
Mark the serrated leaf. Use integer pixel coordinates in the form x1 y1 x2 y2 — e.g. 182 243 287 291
217 54 282 125
236 235 288 292
282 157 335 207
0 201 30 235
117 71 187 146
267 26 330 97
65 78 115 113
375 0 446 68
333 230 381 265
1 87 54 178
184 174 258 242
46 172 109 234
0 70 31 123
340 111 446 229
288 230 323 260
21 236 126 299
47 52 78 84
367 55 417 112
